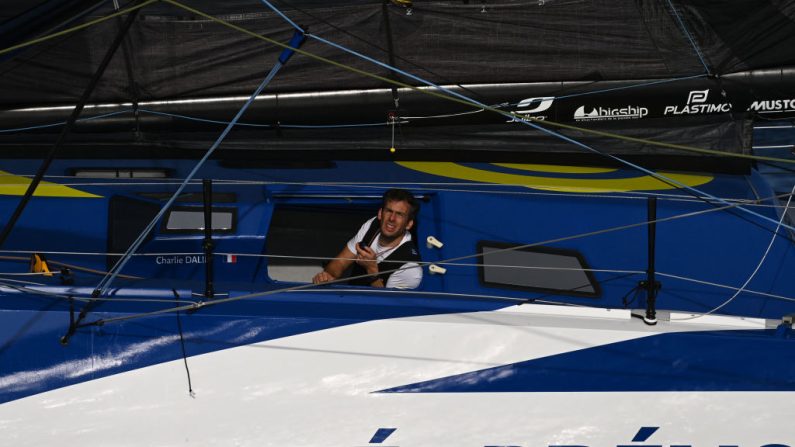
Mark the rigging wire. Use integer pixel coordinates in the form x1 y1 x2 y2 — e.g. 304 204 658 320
138 108 389 129
671 184 795 320
1 189 794 306
1 1 795 320
549 74 709 101
192 0 795 237
0 255 142 280
262 0 490 104
0 6 144 251
47 190 793 328
0 189 787 262
94 33 304 297
0 110 133 133
0 0 156 57
663 0 711 75
169 1 795 167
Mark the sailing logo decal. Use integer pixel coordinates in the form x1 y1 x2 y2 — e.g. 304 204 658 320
573 105 648 121
664 89 732 115
395 162 713 193
515 97 555 114
748 98 795 113
687 89 709 104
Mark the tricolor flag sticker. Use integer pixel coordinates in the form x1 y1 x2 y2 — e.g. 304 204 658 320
224 254 237 263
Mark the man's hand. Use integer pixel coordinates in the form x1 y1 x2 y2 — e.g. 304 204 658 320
312 270 336 284
355 244 378 274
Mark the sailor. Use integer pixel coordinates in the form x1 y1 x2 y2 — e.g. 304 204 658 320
312 189 422 288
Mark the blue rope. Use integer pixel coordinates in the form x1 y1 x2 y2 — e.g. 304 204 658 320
0 107 389 134
138 108 386 129
95 61 288 296
0 109 132 133
665 0 711 75
554 74 708 100
138 109 274 127
264 2 795 234
260 0 305 34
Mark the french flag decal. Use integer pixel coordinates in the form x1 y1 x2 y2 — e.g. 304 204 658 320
224 254 237 263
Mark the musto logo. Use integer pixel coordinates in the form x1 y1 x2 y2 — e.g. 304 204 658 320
573 105 648 121
748 99 795 113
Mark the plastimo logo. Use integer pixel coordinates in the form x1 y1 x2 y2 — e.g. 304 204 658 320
573 105 649 121
664 89 732 115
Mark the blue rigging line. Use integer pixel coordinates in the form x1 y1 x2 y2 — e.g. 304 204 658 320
261 1 795 234
95 30 307 296
0 109 133 133
0 108 388 133
261 0 306 34
554 74 708 100
138 108 386 129
664 0 711 75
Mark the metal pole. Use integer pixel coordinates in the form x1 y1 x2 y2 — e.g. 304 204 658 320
644 197 660 325
203 179 214 299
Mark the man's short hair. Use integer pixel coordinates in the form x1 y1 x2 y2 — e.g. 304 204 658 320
382 189 419 219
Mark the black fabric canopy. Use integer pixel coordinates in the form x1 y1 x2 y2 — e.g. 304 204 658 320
0 0 793 167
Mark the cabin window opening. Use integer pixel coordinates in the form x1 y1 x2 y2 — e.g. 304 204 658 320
70 168 170 178
478 241 600 297
266 205 373 283
162 207 236 233
107 196 161 269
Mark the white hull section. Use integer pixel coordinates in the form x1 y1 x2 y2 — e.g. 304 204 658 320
0 304 788 446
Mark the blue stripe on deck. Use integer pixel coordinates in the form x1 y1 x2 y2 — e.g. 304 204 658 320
379 327 795 393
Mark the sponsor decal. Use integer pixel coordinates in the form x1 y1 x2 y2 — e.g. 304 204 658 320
573 105 648 121
687 89 709 104
664 89 732 115
515 96 555 114
511 96 555 121
748 99 795 113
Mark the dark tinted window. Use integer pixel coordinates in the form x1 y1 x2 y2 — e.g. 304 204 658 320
478 242 600 297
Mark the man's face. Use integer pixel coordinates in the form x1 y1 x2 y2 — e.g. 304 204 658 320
377 199 414 239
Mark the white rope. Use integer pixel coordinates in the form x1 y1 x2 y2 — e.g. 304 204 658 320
671 184 795 320
0 277 45 286
656 271 795 303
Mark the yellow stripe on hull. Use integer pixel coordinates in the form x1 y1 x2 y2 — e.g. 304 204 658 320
0 171 101 198
396 162 713 193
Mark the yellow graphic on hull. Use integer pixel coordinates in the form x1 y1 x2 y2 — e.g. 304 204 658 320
491 163 617 174
0 171 101 198
396 162 713 193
